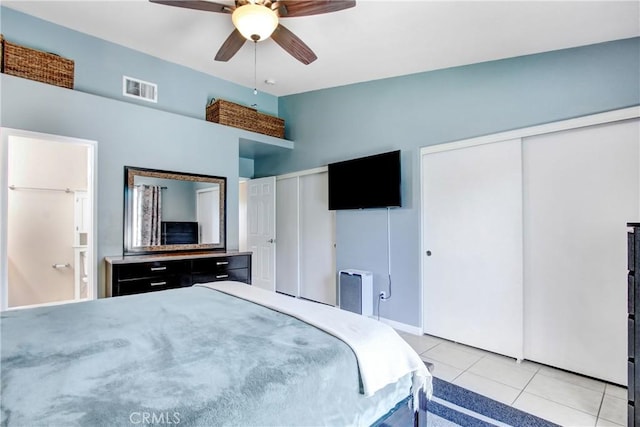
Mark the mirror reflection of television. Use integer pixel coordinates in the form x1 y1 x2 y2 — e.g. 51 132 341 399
328 150 401 210
161 221 198 245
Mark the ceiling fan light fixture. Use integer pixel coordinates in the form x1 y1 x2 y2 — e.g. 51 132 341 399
232 4 279 42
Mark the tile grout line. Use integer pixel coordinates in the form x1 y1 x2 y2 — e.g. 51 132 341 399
535 370 608 395
409 336 616 424
418 339 537 392
448 352 488 386
420 342 485 376
463 353 486 374
418 343 468 382
419 340 444 356
515 391 600 425
460 363 536 401
594 389 606 425
510 367 541 407
523 386 604 420
595 393 628 427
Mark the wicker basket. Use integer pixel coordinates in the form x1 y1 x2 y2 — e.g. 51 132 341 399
0 35 74 89
206 99 285 138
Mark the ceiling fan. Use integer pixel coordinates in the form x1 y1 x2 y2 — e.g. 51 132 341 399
149 0 356 65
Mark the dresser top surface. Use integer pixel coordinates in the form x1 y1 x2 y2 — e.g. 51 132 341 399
105 251 252 265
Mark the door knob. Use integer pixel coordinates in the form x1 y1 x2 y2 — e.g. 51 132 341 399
267 239 275 244
426 250 432 256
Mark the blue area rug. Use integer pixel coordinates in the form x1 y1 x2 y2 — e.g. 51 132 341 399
375 376 560 427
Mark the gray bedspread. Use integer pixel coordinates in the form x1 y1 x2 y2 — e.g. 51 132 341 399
1 286 410 426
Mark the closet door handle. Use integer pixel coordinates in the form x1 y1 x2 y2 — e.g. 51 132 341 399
52 263 71 269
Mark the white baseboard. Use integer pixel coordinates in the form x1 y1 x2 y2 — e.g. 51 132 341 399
376 316 423 335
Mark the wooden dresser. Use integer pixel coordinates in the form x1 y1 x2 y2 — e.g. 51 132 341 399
105 252 251 297
628 223 639 427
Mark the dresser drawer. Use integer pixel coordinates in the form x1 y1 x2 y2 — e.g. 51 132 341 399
630 318 636 360
116 260 187 280
192 268 250 285
116 275 184 296
106 253 252 297
630 361 636 403
630 274 636 316
191 255 249 273
630 232 636 272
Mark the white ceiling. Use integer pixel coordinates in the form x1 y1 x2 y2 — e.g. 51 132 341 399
4 0 639 96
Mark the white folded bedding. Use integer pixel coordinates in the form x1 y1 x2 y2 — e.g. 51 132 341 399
196 281 432 410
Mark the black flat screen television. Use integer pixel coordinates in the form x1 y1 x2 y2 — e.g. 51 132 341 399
328 150 401 210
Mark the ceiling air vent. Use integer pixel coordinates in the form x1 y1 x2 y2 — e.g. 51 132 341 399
122 76 157 103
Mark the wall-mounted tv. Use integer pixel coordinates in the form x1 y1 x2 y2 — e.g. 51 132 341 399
328 150 401 210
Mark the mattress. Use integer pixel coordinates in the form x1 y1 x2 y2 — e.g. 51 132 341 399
1 285 419 426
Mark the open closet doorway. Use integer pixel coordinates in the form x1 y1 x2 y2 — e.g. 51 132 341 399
1 128 97 310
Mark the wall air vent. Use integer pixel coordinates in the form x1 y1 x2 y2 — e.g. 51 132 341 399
122 76 157 103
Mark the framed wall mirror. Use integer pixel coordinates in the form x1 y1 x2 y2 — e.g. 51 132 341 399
124 166 226 255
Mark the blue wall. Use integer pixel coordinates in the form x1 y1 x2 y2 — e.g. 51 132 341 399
239 157 255 178
0 7 284 296
2 4 639 326
0 6 278 118
257 37 640 327
1 74 248 297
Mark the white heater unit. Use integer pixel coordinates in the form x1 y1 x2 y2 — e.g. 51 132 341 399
338 269 373 317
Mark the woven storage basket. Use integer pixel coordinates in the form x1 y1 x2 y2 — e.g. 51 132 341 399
257 113 285 138
206 99 285 138
0 35 74 89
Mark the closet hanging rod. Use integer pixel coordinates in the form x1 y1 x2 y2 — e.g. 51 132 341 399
8 185 84 193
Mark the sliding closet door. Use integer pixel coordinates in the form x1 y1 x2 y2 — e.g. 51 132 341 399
299 172 336 305
422 139 523 358
523 119 639 384
275 176 299 297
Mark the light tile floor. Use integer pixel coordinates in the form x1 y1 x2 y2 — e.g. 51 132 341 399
398 331 627 427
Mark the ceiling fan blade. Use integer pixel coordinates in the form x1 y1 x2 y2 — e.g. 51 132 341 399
149 0 232 14
278 1 355 17
271 24 317 65
215 29 246 61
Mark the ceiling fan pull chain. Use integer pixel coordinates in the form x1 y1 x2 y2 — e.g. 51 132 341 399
253 40 258 95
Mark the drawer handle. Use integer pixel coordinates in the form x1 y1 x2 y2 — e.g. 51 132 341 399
150 281 167 286
216 274 229 279
150 266 167 271
216 261 229 266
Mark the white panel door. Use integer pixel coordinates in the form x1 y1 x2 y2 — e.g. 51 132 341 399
422 139 524 358
247 176 276 291
299 172 336 305
523 119 639 384
196 187 220 244
276 177 299 297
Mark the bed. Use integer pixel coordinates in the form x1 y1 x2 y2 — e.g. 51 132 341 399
0 281 431 426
